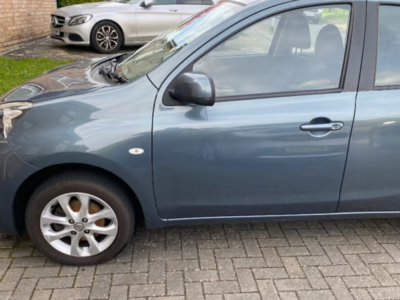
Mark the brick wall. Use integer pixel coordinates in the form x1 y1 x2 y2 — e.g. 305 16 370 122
0 0 56 54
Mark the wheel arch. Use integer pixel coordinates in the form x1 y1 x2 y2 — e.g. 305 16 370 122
14 163 146 234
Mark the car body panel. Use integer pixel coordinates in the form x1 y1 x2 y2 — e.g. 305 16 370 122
57 1 132 15
7 76 164 229
339 0 400 213
339 91 400 212
135 3 182 42
153 92 357 219
0 58 110 103
0 142 39 234
9 0 400 238
52 4 139 45
150 0 366 221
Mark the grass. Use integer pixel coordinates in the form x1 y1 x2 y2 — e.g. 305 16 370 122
321 9 350 24
0 57 72 96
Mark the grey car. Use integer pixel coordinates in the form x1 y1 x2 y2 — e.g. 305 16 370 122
51 0 214 54
1 0 400 266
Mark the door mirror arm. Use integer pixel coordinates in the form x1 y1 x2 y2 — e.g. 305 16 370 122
141 0 155 7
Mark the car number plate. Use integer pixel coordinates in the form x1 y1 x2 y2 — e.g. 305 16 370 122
53 29 60 36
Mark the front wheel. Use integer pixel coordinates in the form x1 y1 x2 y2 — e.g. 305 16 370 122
26 171 135 265
91 21 123 54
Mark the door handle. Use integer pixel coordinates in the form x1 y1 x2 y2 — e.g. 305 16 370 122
300 122 344 132
169 9 178 12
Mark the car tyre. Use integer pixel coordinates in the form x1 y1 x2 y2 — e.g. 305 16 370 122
25 171 135 265
91 21 123 54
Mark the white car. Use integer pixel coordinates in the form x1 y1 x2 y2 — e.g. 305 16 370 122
51 0 215 54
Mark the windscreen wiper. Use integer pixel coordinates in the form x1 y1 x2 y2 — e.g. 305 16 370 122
99 59 128 83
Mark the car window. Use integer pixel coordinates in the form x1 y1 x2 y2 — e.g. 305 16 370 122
181 0 202 4
193 5 351 98
181 0 212 4
117 2 242 81
375 5 400 87
154 0 177 5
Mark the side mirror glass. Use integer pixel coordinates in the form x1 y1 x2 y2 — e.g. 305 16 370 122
141 0 155 7
172 72 215 106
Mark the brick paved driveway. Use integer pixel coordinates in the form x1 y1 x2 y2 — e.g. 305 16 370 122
2 219 400 300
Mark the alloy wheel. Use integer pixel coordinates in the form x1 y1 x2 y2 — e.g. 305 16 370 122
96 26 119 51
40 193 118 257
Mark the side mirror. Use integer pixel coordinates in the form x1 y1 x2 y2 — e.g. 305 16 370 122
141 0 155 7
172 72 215 106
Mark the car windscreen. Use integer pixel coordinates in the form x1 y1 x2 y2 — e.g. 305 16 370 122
116 1 243 81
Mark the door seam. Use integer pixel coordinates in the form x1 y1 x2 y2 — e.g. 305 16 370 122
336 0 368 212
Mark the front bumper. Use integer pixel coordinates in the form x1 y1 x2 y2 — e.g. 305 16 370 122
51 16 93 46
0 141 39 234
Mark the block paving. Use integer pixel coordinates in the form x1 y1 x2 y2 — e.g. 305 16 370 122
2 219 400 299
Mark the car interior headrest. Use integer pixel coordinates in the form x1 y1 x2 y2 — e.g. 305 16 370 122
314 24 344 63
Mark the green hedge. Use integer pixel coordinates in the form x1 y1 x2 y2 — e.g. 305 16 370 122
59 0 104 7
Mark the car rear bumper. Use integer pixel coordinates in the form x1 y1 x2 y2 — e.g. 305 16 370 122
0 141 39 234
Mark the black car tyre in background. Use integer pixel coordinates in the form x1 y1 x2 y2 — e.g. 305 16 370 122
91 21 123 54
25 171 135 265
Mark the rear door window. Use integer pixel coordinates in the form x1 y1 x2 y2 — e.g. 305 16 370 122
375 5 400 87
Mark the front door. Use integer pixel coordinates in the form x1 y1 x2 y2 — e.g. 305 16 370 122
136 0 181 42
152 2 364 220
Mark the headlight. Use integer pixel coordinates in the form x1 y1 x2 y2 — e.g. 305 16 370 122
0 102 33 140
68 15 92 26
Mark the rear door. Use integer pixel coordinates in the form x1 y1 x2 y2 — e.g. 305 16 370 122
179 0 214 22
136 0 182 42
339 0 400 212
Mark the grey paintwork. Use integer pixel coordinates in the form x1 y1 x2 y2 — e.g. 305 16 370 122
51 0 213 46
2 0 400 235
0 142 38 233
340 90 400 212
153 92 356 219
7 76 163 230
339 0 400 213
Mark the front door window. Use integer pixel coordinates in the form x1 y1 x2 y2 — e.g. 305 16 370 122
194 5 351 98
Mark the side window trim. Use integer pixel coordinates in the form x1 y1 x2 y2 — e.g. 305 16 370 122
358 1 378 91
373 3 400 91
197 3 355 101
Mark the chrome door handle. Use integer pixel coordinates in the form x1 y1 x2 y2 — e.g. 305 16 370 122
300 122 344 132
169 9 178 12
